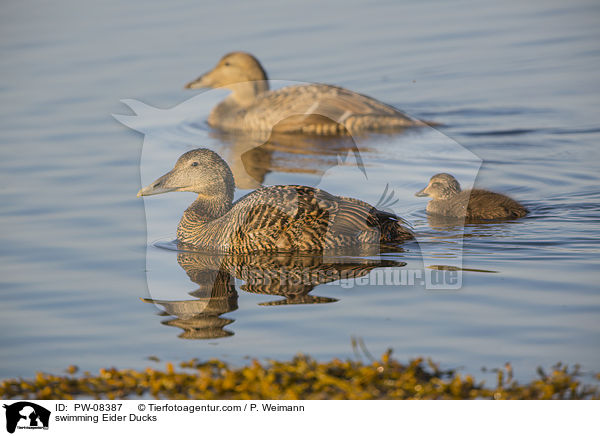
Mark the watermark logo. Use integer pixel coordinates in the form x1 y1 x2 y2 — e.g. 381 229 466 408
3 402 50 433
114 79 481 338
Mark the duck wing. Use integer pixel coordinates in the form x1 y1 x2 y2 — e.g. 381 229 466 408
465 189 529 220
335 196 413 242
246 84 419 134
204 185 410 252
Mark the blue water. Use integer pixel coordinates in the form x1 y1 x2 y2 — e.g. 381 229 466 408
1 0 599 383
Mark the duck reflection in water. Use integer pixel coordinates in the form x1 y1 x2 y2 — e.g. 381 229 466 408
143 258 238 340
144 248 406 340
209 124 370 190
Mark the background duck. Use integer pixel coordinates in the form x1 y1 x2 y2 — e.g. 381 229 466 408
138 148 414 253
185 52 431 135
415 173 529 221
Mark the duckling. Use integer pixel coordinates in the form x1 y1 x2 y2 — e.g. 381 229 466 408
138 148 413 253
415 173 528 220
185 52 430 135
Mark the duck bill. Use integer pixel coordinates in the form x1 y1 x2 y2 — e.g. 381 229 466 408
415 188 429 197
185 70 215 89
137 171 182 197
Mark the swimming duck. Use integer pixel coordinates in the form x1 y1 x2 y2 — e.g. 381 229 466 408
415 173 529 220
138 148 413 253
185 52 428 135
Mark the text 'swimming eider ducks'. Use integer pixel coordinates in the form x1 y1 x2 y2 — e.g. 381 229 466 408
138 148 413 253
185 52 433 135
415 173 529 221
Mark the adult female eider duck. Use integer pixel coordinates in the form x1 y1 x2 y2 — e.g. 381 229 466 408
138 148 413 253
184 52 430 135
415 173 529 220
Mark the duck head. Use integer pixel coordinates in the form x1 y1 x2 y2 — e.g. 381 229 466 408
137 148 235 204
185 52 269 94
415 173 461 200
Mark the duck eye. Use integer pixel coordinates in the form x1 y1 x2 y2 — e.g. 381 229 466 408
224 62 230 66
191 162 199 167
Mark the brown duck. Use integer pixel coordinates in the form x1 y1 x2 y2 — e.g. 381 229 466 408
138 148 413 253
185 52 430 135
415 173 528 220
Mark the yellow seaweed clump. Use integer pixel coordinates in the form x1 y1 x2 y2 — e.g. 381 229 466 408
1 352 598 400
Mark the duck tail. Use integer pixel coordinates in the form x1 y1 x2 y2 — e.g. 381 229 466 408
375 210 414 242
